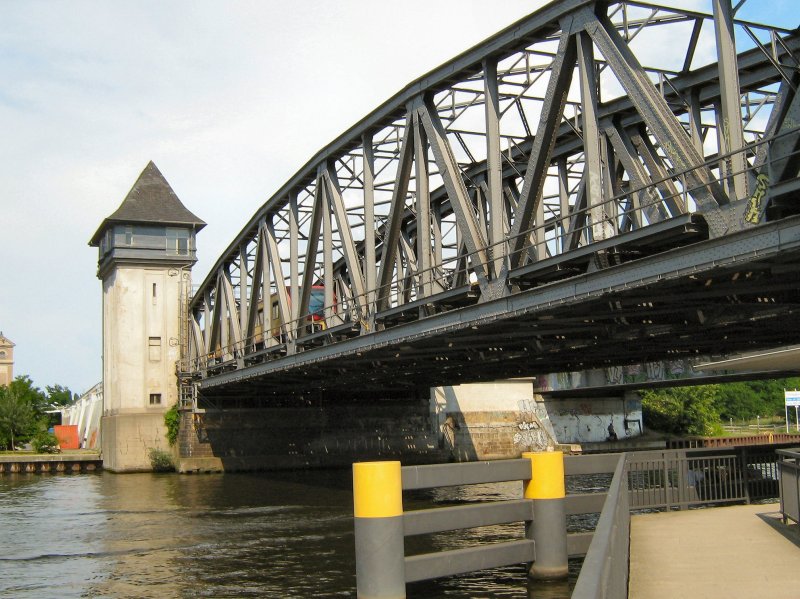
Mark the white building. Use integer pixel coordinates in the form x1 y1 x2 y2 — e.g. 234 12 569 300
89 162 204 472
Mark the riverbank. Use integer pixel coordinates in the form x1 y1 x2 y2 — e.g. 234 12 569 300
0 449 102 473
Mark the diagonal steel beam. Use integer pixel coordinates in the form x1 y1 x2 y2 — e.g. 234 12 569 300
416 96 490 289
220 268 243 367
377 113 415 311
577 8 729 233
265 220 294 343
603 120 668 226
484 57 505 278
577 29 614 243
299 174 324 329
713 0 747 201
324 164 367 319
413 111 434 299
509 23 578 269
245 229 264 344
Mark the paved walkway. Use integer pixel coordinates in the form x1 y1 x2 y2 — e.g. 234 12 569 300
629 503 800 598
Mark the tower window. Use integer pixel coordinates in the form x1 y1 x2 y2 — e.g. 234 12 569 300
149 393 162 405
166 228 190 256
148 337 162 361
125 226 133 245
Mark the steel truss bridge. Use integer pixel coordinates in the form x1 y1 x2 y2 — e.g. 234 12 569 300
184 0 800 403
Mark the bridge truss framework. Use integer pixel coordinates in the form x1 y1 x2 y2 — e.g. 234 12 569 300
183 0 800 402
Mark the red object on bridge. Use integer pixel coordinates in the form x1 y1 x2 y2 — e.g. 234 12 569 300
54 425 80 450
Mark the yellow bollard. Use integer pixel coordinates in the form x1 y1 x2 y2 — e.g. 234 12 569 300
353 461 405 598
523 451 568 579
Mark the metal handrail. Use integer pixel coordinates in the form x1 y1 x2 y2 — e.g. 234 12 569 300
572 454 629 599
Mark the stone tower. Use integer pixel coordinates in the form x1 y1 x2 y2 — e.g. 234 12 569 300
0 332 14 387
89 162 205 472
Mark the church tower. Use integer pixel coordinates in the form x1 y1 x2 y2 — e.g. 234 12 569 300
89 162 205 472
0 332 14 387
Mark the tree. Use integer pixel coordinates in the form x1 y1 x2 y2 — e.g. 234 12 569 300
715 377 800 421
641 385 722 436
0 385 38 450
46 384 77 408
7 376 49 417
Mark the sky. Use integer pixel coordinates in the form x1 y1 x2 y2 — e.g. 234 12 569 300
0 0 795 396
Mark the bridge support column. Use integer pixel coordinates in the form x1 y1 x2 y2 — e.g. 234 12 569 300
353 461 406 599
524 451 568 579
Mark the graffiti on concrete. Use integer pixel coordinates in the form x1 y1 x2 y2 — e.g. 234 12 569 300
513 399 550 450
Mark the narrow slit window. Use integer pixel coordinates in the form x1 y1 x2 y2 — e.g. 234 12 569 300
149 393 162 405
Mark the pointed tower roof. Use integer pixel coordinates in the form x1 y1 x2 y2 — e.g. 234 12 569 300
89 161 205 246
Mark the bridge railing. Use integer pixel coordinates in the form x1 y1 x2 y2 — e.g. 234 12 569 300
571 453 629 599
188 127 800 379
777 448 800 526
352 452 600 598
352 445 787 597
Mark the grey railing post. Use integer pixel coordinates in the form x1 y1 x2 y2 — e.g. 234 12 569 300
523 451 568 579
353 461 405 599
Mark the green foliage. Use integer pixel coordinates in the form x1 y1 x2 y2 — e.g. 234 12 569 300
7 376 49 417
32 431 61 454
0 375 82 450
641 385 722 436
148 447 175 472
0 385 38 449
716 377 800 421
46 384 77 408
164 403 180 446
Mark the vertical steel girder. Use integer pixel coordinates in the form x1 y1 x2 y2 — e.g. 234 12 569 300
186 0 799 381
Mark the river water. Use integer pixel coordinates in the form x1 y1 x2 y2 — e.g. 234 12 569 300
0 470 595 598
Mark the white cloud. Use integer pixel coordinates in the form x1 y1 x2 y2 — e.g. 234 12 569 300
0 0 539 393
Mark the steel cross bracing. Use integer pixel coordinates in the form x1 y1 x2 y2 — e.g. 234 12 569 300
183 0 800 401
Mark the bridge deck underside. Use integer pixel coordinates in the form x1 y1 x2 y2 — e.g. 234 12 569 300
199 217 800 402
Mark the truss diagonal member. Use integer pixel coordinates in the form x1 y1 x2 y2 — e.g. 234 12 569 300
207 273 224 360
238 245 249 338
244 227 265 344
362 133 377 314
509 22 578 270
629 127 685 216
577 29 614 244
484 57 505 279
265 220 294 344
603 120 668 226
577 8 729 234
289 192 300 325
202 291 212 355
413 111 434 299
762 77 800 183
299 173 324 330
564 175 588 251
746 73 800 225
190 318 205 368
377 113 415 312
323 165 367 320
220 268 244 367
713 0 747 201
416 96 490 291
